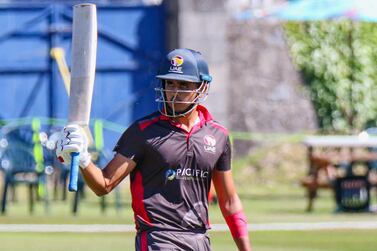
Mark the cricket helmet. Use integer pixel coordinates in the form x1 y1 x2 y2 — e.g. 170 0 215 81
155 48 212 117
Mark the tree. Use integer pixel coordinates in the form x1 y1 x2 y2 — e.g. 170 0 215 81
284 21 377 133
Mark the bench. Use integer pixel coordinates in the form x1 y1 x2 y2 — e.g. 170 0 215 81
301 135 377 212
301 154 334 212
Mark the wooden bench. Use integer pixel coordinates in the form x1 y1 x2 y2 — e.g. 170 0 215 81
301 154 334 212
302 135 377 212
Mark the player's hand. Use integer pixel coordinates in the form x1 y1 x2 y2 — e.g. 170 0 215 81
56 124 91 168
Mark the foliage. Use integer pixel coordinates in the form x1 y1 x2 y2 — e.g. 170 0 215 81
232 142 307 191
284 20 377 133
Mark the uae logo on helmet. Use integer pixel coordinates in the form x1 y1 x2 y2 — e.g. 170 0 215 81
169 55 184 73
203 135 216 153
171 55 184 66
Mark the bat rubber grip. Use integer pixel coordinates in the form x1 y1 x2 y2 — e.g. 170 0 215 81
69 152 80 192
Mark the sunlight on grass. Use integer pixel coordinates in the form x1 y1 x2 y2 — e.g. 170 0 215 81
1 230 377 251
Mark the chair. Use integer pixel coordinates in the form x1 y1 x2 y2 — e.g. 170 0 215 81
0 125 49 215
0 145 44 214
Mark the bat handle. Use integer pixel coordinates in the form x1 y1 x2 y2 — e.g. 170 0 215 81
68 152 80 192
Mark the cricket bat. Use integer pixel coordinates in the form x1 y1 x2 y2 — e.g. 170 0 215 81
68 3 97 192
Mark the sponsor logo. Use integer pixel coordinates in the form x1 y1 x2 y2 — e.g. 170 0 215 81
164 167 208 182
203 135 216 153
165 169 176 181
169 55 184 73
176 168 209 180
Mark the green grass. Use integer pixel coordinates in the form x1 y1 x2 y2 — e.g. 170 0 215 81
2 164 377 251
251 230 377 251
2 183 377 224
1 230 377 251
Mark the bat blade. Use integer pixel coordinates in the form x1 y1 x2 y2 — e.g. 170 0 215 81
69 3 97 125
68 3 97 192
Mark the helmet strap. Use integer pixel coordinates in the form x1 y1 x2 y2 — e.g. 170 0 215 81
164 102 198 118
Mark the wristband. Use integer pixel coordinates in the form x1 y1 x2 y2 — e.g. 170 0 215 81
225 210 248 239
79 152 91 169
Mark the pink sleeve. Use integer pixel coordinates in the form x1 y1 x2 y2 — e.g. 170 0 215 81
225 211 249 239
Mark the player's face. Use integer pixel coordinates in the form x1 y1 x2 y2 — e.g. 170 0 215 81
164 80 199 112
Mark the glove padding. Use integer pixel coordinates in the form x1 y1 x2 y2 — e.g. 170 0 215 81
56 124 91 168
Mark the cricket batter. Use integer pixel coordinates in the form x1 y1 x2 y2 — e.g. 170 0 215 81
56 48 251 251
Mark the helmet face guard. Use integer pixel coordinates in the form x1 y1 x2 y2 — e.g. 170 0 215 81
155 48 212 117
155 80 210 117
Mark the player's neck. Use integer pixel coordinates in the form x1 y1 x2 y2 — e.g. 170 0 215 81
172 109 199 132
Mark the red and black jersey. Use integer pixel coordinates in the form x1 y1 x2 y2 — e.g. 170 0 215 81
114 105 231 233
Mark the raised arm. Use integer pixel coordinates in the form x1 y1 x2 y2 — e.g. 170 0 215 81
81 153 136 196
56 124 138 197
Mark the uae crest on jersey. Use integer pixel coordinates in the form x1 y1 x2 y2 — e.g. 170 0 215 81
203 135 216 153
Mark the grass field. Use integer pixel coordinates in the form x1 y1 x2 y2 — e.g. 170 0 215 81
2 184 377 224
1 230 377 251
1 162 377 250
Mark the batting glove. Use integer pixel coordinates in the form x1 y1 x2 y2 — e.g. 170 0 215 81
56 124 91 168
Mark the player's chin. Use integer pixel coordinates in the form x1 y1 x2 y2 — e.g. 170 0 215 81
170 103 192 112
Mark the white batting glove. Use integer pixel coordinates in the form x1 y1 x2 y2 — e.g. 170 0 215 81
56 124 91 168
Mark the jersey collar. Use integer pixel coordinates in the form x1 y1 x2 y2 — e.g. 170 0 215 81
160 105 213 130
